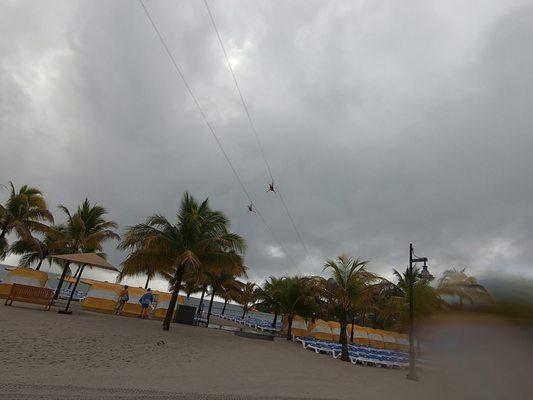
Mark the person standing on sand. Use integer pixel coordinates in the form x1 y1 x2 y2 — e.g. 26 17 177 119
139 288 154 319
114 285 129 315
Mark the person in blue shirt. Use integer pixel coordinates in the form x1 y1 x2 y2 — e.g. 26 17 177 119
138 288 154 319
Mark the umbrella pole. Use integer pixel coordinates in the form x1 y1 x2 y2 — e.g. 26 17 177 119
58 264 86 315
53 261 71 300
68 265 82 289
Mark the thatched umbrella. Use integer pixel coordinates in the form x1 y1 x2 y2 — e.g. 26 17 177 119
51 253 118 314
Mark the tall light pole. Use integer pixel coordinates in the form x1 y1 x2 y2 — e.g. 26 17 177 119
407 243 431 381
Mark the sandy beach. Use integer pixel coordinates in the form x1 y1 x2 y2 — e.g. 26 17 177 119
1 304 531 400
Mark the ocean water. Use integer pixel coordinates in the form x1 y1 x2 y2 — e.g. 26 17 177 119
0 264 276 323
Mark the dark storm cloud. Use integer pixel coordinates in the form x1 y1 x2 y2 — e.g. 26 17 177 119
1 0 532 288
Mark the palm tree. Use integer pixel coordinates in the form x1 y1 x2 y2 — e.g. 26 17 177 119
9 225 65 270
363 279 399 329
180 271 203 300
391 267 441 327
119 192 245 331
437 268 490 308
118 260 173 289
256 277 283 328
237 282 257 319
53 199 120 299
220 280 243 315
276 276 318 340
0 182 53 259
322 255 374 362
205 258 246 325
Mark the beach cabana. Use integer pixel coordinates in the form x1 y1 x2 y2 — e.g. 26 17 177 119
352 325 370 346
392 332 409 352
289 315 308 338
381 330 398 350
51 253 119 314
153 292 185 321
307 319 333 341
367 328 385 348
347 324 354 342
0 267 49 298
82 281 123 314
327 321 341 342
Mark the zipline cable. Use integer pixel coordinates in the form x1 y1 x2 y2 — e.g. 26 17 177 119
203 0 309 255
138 0 298 269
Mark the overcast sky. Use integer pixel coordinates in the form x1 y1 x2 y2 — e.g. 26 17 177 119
1 0 532 290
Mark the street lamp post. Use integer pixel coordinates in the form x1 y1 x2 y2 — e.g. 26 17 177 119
407 243 430 381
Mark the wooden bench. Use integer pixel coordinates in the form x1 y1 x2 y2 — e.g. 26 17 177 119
4 284 54 310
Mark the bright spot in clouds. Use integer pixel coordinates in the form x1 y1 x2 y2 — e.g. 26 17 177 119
265 246 285 259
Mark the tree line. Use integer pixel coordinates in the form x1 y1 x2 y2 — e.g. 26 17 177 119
1 181 490 361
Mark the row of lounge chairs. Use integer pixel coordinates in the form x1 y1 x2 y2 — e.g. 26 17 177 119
58 288 86 301
295 337 410 369
212 312 282 332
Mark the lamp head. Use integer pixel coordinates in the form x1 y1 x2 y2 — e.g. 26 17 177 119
419 261 433 281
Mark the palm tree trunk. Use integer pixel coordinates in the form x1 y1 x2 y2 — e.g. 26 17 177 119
206 287 216 326
144 274 150 289
163 264 185 331
241 306 247 319
35 258 44 271
0 224 8 242
186 293 191 299
196 284 207 317
350 315 355 343
271 312 278 328
0 228 7 257
53 261 71 300
221 298 228 315
286 314 294 341
339 313 349 362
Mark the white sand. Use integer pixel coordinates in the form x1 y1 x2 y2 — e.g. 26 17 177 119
1 303 531 399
